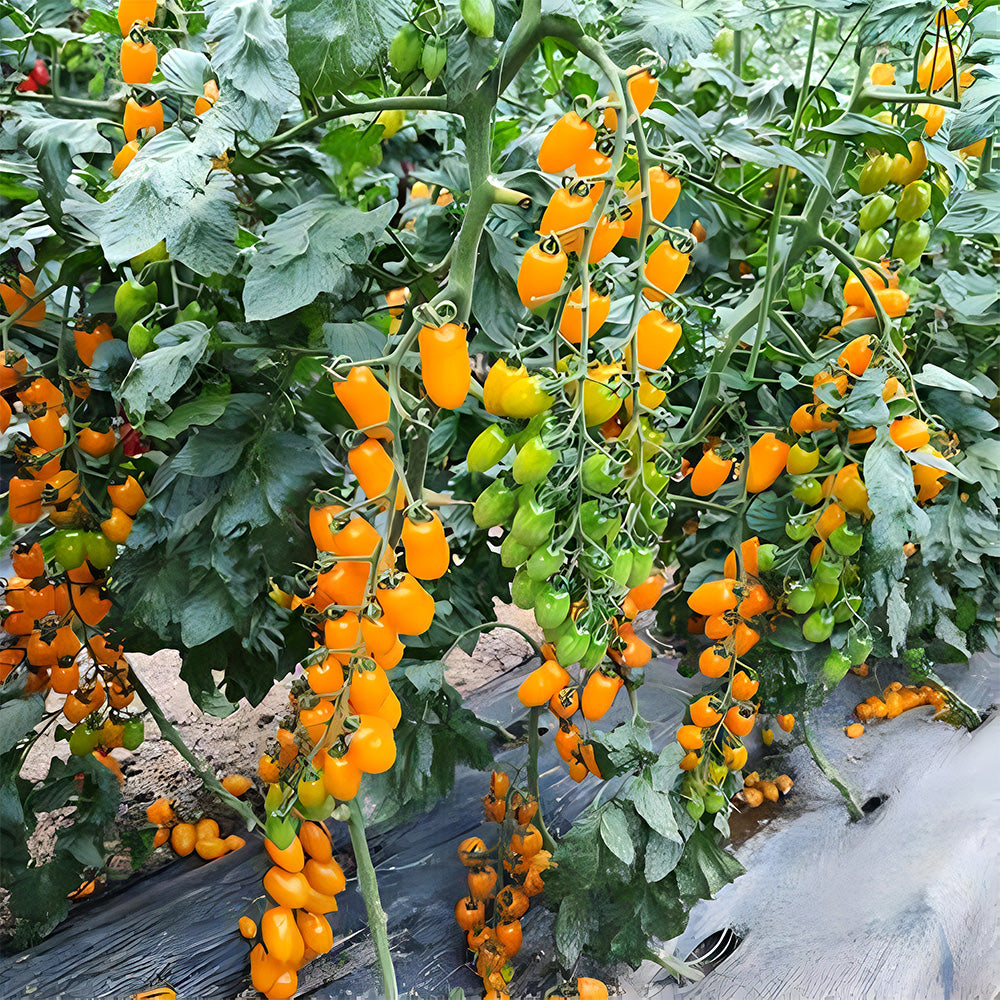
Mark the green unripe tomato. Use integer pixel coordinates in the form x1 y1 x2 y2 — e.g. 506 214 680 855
894 180 932 222
127 321 154 358
892 220 931 264
500 532 532 568
793 477 824 505
626 544 656 588
857 153 893 195
473 478 517 529
421 35 447 80
829 524 863 556
467 424 511 472
114 278 157 331
703 789 726 814
511 568 542 610
84 532 118 571
512 435 557 485
756 544 778 572
787 582 816 614
53 530 87 571
129 240 169 273
858 193 896 232
69 724 100 756
802 607 835 643
786 518 815 542
526 541 564 582
813 578 840 605
581 452 623 494
122 718 145 750
460 0 494 37
813 559 841 583
388 24 423 78
854 227 890 263
686 797 706 821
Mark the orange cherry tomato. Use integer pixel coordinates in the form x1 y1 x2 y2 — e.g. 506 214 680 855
401 511 450 580
517 659 571 707
724 537 760 579
580 670 623 720
107 474 145 516
419 322 470 409
690 450 733 496
517 237 568 309
123 97 164 141
746 433 790 493
261 905 304 967
120 34 157 84
724 705 757 737
0 274 45 326
539 184 594 240
333 365 391 438
690 694 723 727
323 754 363 800
643 239 690 301
111 140 140 178
77 426 117 457
345 715 396 774
623 166 680 238
559 286 610 344
376 572 435 635
699 645 733 678
604 66 657 130
731 670 759 701
688 578 739 616
635 309 682 369
586 212 625 264
537 111 597 174
890 415 930 451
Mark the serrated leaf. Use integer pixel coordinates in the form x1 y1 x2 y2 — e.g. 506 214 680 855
142 396 231 441
242 198 395 321
861 0 939 46
939 188 1000 237
631 774 681 840
949 68 1000 150
611 0 720 68
675 828 744 902
0 696 46 755
119 322 211 424
812 111 911 156
554 892 597 966
601 805 636 865
281 0 408 95
321 321 386 361
862 431 930 605
63 128 241 276
205 0 299 138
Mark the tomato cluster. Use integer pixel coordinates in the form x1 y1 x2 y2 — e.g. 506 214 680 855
145 795 247 859
110 0 221 178
455 772 556 999
241 820 345 999
2 349 152 775
469 67 699 786
387 3 449 84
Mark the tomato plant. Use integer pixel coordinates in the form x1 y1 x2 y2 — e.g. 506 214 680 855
2 0 998 995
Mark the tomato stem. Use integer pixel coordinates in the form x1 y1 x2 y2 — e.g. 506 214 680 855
526 705 557 852
127 667 262 830
347 797 399 999
800 717 864 820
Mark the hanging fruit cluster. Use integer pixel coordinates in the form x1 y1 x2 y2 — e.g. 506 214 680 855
112 0 164 178
241 820 346 999
251 354 461 996
455 772 556 1000
387 2 449 84
145 795 247 859
2 349 150 778
470 64 691 781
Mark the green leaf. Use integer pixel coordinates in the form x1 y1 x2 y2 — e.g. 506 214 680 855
939 187 1000 237
949 67 1000 150
631 772 681 840
861 0 939 46
321 321 386 361
206 0 300 138
861 431 929 605
63 129 241 276
242 198 395 321
675 827 744 902
142 396 231 441
119 322 212 424
9 105 106 223
280 0 408 94
0 696 45 755
554 891 597 966
600 804 636 866
645 829 684 882
611 0 720 68
812 112 911 156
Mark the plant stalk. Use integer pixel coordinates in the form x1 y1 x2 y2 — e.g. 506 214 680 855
347 797 399 1000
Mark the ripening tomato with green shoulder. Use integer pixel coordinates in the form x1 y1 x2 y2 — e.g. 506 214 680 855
858 153 892 195
786 442 819 475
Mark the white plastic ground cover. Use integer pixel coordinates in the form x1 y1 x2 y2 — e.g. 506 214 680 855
0 652 995 999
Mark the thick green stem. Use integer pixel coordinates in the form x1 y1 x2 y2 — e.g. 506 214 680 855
127 667 261 830
746 11 820 381
347 798 399 1000
801 719 864 821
